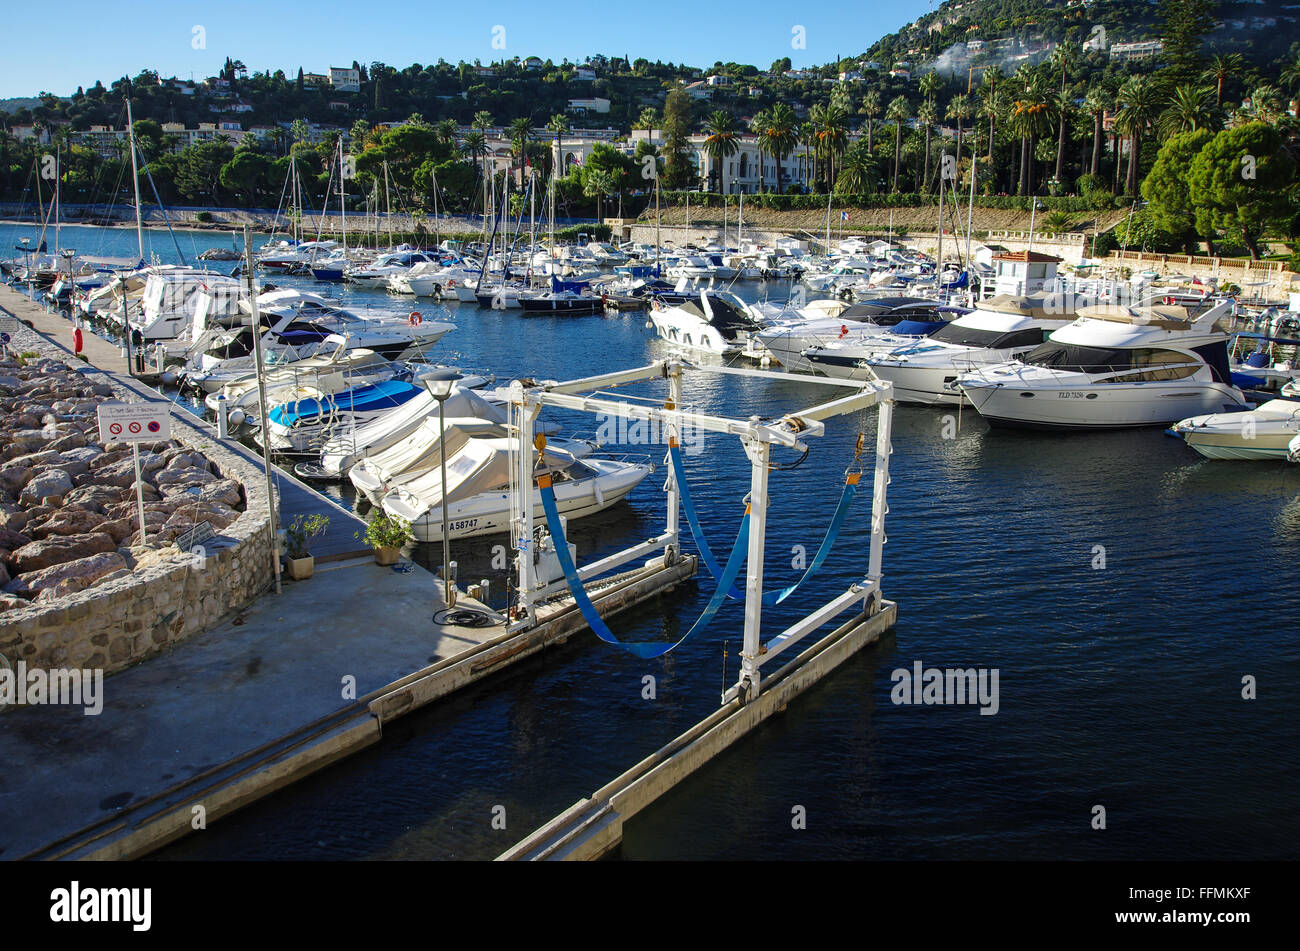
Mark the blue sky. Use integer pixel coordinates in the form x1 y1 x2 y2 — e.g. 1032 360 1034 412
1 0 932 99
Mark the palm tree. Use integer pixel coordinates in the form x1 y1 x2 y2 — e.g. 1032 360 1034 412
919 71 941 107
1114 75 1163 195
809 103 849 192
1245 83 1285 122
861 90 882 151
435 118 459 147
978 68 1005 169
1159 84 1217 136
946 94 973 165
799 121 817 191
1051 87 1074 186
1202 53 1245 107
916 101 937 192
472 111 493 134
886 95 910 192
750 108 771 192
835 141 878 194
703 110 740 192
461 130 487 184
1008 72 1053 194
756 102 798 193
507 117 532 177
1082 85 1109 178
546 113 570 176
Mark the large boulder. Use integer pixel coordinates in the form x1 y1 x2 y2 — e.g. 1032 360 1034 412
28 508 106 539
156 466 218 490
10 550 127 597
19 469 74 505
62 483 127 513
3 449 61 471
9 532 117 574
0 466 29 495
194 479 243 509
0 526 32 551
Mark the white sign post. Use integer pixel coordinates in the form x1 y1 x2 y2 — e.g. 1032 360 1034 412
0 314 18 358
97 402 172 546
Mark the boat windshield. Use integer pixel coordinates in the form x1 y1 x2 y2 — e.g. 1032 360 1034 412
931 324 1048 349
1018 342 1132 373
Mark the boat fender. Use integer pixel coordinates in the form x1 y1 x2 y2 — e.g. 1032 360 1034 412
408 311 423 325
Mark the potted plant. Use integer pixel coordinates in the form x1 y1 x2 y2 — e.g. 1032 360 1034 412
356 510 412 566
285 513 330 580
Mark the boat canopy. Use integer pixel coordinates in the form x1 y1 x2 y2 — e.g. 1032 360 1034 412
268 379 416 427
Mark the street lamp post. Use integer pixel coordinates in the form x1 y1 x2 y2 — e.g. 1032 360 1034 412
424 377 456 608
1027 200 1042 253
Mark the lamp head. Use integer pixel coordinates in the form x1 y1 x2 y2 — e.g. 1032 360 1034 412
423 377 455 401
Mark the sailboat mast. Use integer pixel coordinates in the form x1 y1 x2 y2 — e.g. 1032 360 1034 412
125 98 145 262
655 171 661 278
937 151 946 294
54 144 60 255
339 138 347 256
382 161 392 247
966 126 978 303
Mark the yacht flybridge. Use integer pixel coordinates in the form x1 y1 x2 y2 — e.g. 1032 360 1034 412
955 299 1250 429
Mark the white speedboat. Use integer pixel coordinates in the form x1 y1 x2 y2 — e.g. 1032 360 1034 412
956 300 1251 429
755 296 947 373
1170 397 1300 459
313 383 505 480
345 250 440 288
351 418 595 505
647 290 767 356
381 438 653 543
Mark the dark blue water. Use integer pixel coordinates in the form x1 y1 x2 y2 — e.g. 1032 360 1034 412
8 222 1298 860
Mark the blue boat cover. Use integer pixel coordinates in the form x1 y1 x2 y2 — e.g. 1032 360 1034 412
891 319 949 336
268 379 415 427
550 276 591 293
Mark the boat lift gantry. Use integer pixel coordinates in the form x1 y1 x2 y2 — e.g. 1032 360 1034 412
506 359 894 704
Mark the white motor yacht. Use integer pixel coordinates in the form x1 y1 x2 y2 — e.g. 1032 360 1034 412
647 290 768 356
956 300 1250 429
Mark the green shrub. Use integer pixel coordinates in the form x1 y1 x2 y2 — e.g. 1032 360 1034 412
195 211 214 223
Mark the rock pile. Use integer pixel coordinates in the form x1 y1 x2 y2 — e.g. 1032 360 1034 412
0 355 246 613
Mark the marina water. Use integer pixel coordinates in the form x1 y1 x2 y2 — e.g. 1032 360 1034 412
9 222 1297 860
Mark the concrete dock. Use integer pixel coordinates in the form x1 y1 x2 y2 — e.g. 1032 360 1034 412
1 282 708 860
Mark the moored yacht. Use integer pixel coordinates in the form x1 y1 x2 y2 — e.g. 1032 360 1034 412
647 290 766 356
956 300 1250 429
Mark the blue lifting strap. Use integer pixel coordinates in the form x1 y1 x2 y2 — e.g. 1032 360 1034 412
668 443 860 606
538 473 750 659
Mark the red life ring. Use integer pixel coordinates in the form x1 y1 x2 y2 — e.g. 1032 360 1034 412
408 312 423 326
73 326 84 355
